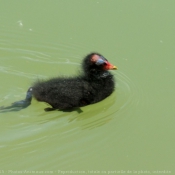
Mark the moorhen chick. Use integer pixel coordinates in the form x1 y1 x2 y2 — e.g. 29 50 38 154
0 53 117 112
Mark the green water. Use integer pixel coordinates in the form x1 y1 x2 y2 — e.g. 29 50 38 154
0 0 175 174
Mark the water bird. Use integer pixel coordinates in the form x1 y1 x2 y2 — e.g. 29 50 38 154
0 53 117 112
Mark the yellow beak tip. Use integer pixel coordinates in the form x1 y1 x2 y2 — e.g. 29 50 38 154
113 66 118 70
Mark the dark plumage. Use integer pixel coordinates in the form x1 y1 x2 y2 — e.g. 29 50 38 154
32 53 117 110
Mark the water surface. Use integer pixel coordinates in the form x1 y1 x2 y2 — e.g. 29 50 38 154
0 0 175 174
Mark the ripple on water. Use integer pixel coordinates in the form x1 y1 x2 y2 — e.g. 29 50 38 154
0 31 141 124
0 24 143 169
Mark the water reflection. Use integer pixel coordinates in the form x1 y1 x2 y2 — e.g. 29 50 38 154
0 87 32 113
